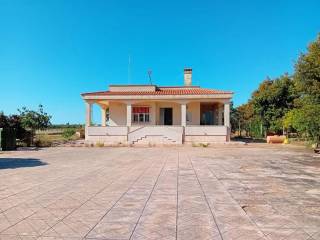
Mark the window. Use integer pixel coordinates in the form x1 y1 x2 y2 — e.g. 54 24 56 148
132 107 150 123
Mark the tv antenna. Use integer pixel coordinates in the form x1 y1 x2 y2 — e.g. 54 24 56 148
128 54 131 84
147 69 153 85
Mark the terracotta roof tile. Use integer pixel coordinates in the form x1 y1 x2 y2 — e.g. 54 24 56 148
82 88 232 96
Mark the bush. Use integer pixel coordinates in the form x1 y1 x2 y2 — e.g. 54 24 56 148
34 135 53 147
62 128 76 139
95 142 104 147
199 143 210 147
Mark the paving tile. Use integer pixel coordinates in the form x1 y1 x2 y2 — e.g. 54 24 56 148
0 146 318 240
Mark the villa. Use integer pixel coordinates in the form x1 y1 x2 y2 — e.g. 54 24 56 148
81 68 233 145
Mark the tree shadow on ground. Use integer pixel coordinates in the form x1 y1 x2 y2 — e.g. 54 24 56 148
0 158 47 169
232 136 266 143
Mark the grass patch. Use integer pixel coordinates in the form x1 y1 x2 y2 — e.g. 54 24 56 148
95 142 104 147
192 142 210 147
34 132 79 147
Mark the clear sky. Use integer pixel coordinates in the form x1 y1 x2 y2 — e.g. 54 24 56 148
0 0 319 124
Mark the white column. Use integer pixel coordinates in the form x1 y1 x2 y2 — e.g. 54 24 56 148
151 102 157 125
218 104 223 125
85 102 92 127
224 102 230 127
101 107 106 127
126 103 132 127
181 103 187 127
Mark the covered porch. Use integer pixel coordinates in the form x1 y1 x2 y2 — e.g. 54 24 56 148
84 100 231 145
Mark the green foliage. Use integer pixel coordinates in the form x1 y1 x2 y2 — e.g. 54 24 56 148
0 112 8 127
294 34 320 103
18 105 52 131
0 128 16 150
287 34 320 141
284 103 320 142
50 123 83 129
236 34 320 142
251 74 296 134
62 128 76 139
95 142 105 147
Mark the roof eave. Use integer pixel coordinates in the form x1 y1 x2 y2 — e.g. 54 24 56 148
82 93 233 100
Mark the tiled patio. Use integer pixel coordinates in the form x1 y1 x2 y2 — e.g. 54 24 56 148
0 145 319 240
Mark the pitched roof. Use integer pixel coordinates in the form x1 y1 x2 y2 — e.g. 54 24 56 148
81 86 232 96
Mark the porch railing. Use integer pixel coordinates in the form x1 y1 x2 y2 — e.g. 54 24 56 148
128 126 183 144
86 126 128 136
185 126 228 136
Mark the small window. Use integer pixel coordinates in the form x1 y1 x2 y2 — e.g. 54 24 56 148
133 114 139 122
145 114 150 122
139 113 144 122
132 107 150 123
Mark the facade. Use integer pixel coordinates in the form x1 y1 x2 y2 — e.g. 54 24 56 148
81 69 233 145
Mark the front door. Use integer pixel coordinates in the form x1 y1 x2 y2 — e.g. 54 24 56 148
160 108 173 125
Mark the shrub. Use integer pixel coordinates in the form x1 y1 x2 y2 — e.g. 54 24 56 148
199 143 210 147
62 128 76 139
95 142 104 147
34 135 53 147
192 142 199 147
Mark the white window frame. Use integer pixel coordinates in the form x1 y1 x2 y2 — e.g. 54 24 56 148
132 106 151 124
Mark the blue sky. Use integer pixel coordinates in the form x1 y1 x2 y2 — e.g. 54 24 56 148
0 0 319 124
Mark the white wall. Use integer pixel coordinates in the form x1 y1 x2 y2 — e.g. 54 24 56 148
108 100 224 127
155 102 181 125
186 102 200 125
109 102 126 126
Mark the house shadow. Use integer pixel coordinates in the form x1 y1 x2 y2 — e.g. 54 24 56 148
0 158 47 169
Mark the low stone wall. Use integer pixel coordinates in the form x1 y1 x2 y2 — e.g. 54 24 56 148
184 135 227 143
85 125 230 146
184 126 229 143
85 126 128 145
85 135 127 145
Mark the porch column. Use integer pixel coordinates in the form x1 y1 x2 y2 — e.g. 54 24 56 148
126 103 132 127
101 107 106 127
85 101 92 127
224 102 230 127
218 104 223 125
181 103 187 127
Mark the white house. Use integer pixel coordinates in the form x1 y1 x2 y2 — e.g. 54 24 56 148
81 68 233 145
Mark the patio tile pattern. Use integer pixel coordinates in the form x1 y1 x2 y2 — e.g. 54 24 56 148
0 145 319 239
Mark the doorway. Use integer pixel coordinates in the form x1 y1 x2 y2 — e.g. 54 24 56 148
200 103 216 125
160 108 173 125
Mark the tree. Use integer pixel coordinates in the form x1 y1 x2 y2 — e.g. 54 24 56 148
18 105 52 143
286 34 320 141
0 111 9 127
237 101 255 136
230 102 239 134
284 103 320 141
251 74 296 135
294 34 320 104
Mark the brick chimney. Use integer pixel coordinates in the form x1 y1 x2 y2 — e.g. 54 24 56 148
184 68 192 86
